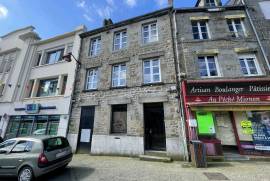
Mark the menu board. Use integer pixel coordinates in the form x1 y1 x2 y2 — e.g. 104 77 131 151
196 112 216 135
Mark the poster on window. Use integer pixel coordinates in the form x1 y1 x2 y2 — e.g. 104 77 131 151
249 111 270 151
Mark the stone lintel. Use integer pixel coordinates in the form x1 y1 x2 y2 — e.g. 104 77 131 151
109 57 130 65
138 95 168 103
80 100 99 106
138 51 165 60
190 16 209 21
84 61 102 69
107 98 132 105
225 14 246 19
195 49 219 55
234 47 257 53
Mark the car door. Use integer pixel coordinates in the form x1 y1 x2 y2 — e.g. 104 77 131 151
0 141 33 176
0 140 16 176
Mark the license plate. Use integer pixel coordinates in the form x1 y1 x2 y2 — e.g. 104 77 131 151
56 150 67 158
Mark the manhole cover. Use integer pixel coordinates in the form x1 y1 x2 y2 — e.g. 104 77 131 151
203 172 229 180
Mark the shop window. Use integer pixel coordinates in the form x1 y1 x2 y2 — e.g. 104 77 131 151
142 22 158 44
45 49 64 65
47 115 60 136
85 68 99 90
37 78 58 97
111 104 127 134
113 30 127 51
192 20 210 40
198 56 220 77
205 0 216 7
227 18 246 38
238 54 262 76
112 64 126 87
5 116 21 140
89 37 101 56
259 1 270 19
17 116 34 137
32 116 48 135
143 59 161 84
61 75 68 95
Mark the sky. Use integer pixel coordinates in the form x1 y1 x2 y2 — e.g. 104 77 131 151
0 0 227 39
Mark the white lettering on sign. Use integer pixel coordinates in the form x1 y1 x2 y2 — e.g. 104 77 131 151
190 87 211 94
208 96 261 103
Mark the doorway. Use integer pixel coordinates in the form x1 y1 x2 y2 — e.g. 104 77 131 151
144 103 166 151
77 106 95 154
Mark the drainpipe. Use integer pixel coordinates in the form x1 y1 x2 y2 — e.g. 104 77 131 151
241 0 270 71
170 9 189 161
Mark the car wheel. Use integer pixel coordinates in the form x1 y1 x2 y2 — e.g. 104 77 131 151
18 166 34 181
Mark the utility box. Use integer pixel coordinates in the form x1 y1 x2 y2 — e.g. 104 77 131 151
190 140 207 168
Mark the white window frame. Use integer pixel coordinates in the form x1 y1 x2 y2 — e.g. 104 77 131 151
192 21 211 40
227 18 247 38
142 22 158 44
198 56 221 78
89 37 101 57
238 54 262 76
85 68 99 90
112 64 126 87
113 30 127 51
143 59 161 84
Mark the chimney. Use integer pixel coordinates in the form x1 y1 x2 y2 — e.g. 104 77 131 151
168 0 173 7
103 18 113 27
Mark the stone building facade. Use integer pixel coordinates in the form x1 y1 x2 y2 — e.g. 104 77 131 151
177 0 270 157
68 8 188 160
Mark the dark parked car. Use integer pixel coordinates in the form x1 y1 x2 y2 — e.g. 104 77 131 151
0 136 73 181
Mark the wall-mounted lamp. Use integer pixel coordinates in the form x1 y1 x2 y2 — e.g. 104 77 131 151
62 53 81 66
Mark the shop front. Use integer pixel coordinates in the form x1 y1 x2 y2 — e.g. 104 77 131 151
182 79 270 156
3 102 69 140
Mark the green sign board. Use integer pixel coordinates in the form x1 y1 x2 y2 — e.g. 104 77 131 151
196 111 216 135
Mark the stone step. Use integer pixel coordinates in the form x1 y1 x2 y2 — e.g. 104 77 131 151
144 150 167 157
139 155 172 163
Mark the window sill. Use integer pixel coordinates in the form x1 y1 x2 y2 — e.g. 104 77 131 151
142 82 164 86
109 133 127 137
141 41 159 46
24 95 64 100
82 89 98 93
110 86 128 90
32 60 67 68
112 48 127 53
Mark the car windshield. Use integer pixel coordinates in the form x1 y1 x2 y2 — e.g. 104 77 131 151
0 140 16 154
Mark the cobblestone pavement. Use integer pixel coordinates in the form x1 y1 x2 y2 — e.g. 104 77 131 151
2 155 270 181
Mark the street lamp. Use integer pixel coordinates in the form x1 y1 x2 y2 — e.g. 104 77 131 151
62 52 81 66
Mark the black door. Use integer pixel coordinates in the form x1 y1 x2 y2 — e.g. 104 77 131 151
144 103 166 151
77 106 95 154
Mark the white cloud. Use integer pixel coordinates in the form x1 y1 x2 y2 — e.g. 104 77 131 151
83 14 93 22
76 0 86 8
124 0 137 8
106 0 115 7
97 6 113 19
155 0 167 7
0 4 8 19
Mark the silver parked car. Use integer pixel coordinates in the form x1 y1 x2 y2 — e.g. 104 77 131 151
0 136 73 181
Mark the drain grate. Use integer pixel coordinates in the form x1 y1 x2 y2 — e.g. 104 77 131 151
203 172 229 180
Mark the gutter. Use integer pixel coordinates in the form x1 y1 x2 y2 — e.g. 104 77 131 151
170 9 189 161
241 0 270 72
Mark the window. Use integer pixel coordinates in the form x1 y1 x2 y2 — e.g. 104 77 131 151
47 115 60 136
85 68 99 90
37 78 58 97
32 116 48 135
205 0 216 7
198 56 220 77
11 141 33 153
0 140 16 154
0 84 5 96
35 53 42 66
227 19 246 38
26 80 34 98
89 37 101 56
111 104 127 134
66 44 73 54
192 21 209 40
143 23 158 44
112 64 126 87
45 49 64 65
0 52 16 73
143 59 161 84
239 55 261 76
43 137 69 152
114 31 127 51
259 1 270 19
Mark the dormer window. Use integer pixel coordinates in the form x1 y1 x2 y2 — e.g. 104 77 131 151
205 0 216 7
